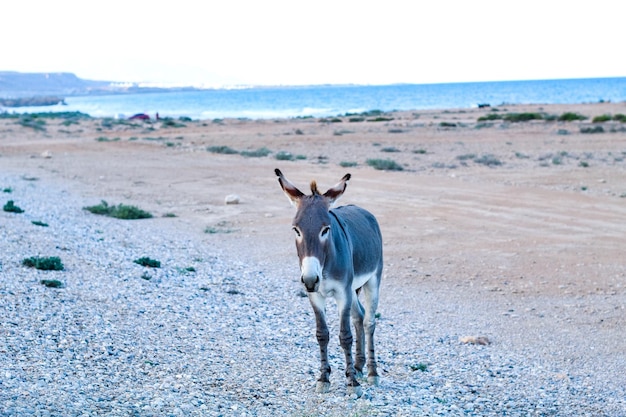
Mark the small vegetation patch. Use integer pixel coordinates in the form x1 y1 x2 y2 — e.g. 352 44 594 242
380 147 401 153
40 279 64 288
240 147 272 158
3 200 24 213
339 161 358 168
613 114 626 122
3 187 12 193
592 114 612 123
439 122 457 127
275 151 295 161
208 145 238 154
31 220 49 227
559 112 587 122
475 154 503 166
84 200 153 219
410 363 429 372
580 126 604 134
22 256 64 271
134 257 161 268
366 158 404 171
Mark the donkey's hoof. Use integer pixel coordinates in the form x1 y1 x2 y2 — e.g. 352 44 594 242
315 381 330 393
367 375 380 386
346 385 363 398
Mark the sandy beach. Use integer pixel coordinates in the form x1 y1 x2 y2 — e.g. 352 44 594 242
2 102 626 415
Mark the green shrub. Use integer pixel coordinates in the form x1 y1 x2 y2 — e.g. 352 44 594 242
84 200 153 219
559 112 587 121
17 115 47 131
456 154 476 161
592 114 612 123
40 279 64 288
208 145 238 154
381 147 401 153
367 117 394 122
2 187 12 193
439 122 457 127
22 256 64 271
366 158 404 171
477 114 502 122
612 114 626 122
339 161 358 168
134 257 161 268
475 154 503 166
275 151 294 161
580 126 604 134
3 200 24 213
240 147 271 158
31 220 49 227
503 112 543 122
160 118 186 128
413 149 427 154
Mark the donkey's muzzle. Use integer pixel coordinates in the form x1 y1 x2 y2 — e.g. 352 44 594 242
302 275 319 292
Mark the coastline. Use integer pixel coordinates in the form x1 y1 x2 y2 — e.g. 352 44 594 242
1 101 626 415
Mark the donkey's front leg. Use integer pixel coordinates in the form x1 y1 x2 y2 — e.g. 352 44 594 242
338 290 362 398
309 292 331 393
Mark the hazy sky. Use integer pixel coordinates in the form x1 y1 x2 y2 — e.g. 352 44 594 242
3 0 623 86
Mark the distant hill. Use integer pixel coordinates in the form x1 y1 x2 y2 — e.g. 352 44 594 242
0 71 111 98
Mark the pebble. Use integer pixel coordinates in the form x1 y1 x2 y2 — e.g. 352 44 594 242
1 172 624 416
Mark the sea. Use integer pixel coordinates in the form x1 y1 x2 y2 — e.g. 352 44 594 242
8 77 626 120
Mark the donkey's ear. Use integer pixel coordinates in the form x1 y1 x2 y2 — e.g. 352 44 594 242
323 173 351 205
275 168 304 206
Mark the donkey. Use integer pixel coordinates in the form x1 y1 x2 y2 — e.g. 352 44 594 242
275 169 383 397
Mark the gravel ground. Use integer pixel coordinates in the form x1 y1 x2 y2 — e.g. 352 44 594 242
1 173 625 416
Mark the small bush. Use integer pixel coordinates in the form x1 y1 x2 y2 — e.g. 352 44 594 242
240 147 271 158
84 200 153 219
456 154 476 161
339 161 358 168
208 145 238 154
592 114 612 123
3 200 24 213
613 114 626 122
413 149 427 154
22 256 64 271
275 151 294 161
559 112 587 122
367 117 394 122
366 158 404 171
503 112 543 122
40 279 64 288
31 220 49 227
134 257 161 268
580 126 604 134
410 363 428 372
477 114 502 122
439 122 457 127
475 154 503 166
381 147 401 153
3 187 12 193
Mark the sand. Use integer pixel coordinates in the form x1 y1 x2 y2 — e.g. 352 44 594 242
1 101 626 413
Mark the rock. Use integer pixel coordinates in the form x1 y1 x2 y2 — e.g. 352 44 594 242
225 194 240 205
459 336 491 345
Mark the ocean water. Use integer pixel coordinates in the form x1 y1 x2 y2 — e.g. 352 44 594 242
9 77 626 120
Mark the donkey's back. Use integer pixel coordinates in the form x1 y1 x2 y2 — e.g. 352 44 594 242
330 204 383 281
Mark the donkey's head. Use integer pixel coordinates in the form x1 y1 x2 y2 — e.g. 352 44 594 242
275 169 351 292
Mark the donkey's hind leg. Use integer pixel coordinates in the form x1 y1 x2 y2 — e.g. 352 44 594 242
351 290 366 376
361 275 381 386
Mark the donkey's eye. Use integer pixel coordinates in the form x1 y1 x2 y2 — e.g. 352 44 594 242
320 226 330 237
292 227 301 237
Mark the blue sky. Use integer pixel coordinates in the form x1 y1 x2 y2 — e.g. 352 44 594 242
2 0 623 86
